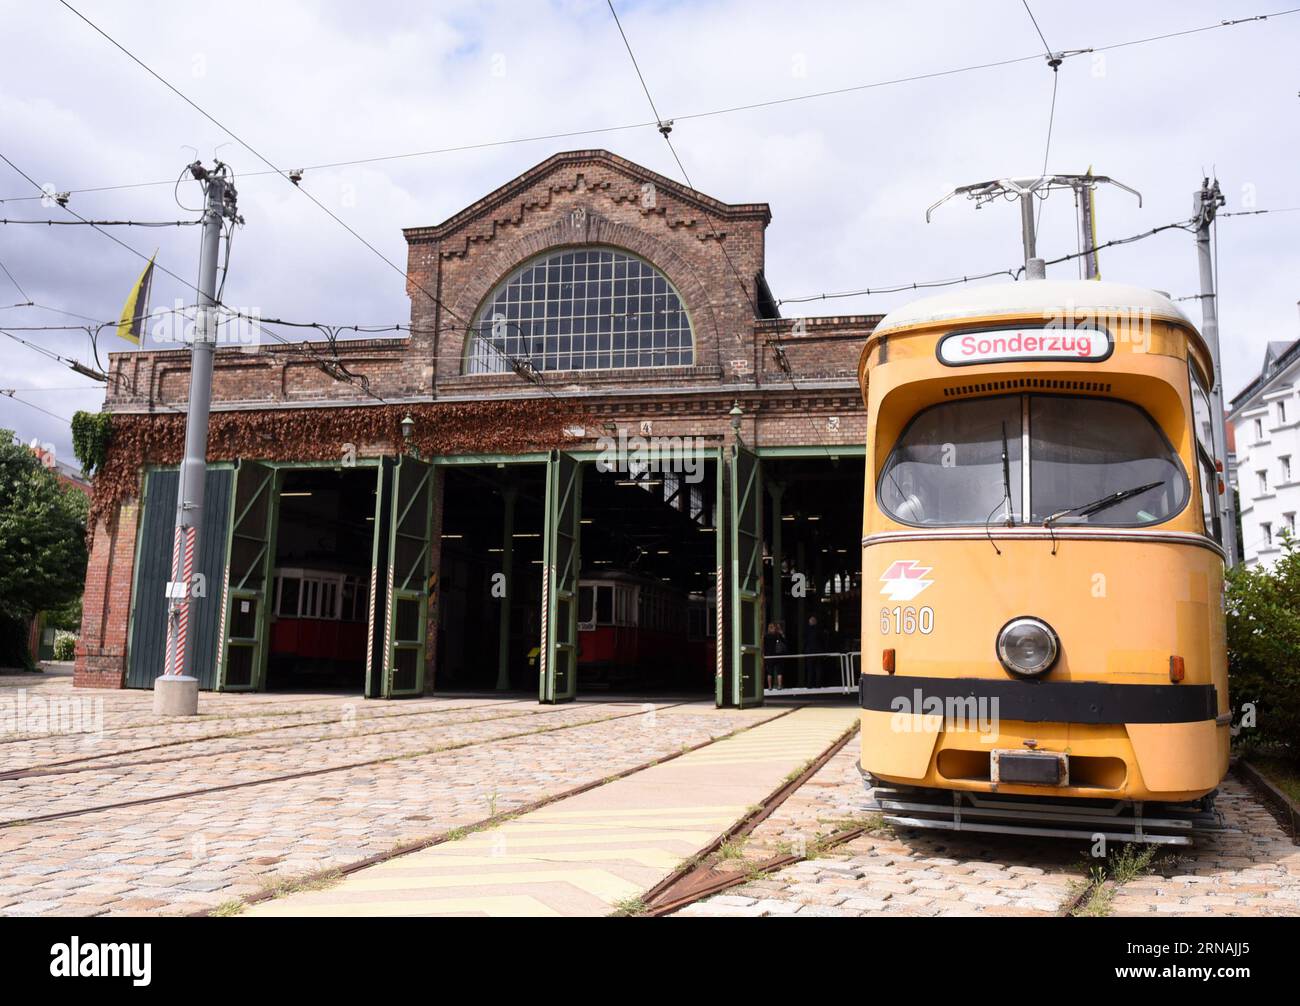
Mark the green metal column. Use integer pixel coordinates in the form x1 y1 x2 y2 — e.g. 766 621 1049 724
796 539 807 688
768 481 785 627
729 444 764 708
539 451 581 704
495 485 517 691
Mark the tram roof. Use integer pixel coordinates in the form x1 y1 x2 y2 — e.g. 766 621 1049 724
871 280 1195 337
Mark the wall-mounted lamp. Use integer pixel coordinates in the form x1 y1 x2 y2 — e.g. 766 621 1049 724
400 414 419 458
729 400 744 444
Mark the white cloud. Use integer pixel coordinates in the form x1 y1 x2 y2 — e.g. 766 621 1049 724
1 0 1296 461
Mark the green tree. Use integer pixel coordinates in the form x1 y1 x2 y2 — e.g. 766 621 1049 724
1225 534 1300 754
0 432 88 669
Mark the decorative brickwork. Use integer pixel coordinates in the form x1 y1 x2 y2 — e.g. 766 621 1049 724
80 150 879 690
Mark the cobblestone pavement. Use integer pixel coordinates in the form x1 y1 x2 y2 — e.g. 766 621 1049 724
6 670 1298 918
1108 779 1300 917
0 670 783 916
679 743 1300 918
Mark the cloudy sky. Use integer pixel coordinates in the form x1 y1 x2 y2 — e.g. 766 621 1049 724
1 0 1296 466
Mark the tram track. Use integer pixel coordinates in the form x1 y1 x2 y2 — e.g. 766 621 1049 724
0 694 533 749
0 698 544 780
0 699 708 830
197 705 803 917
639 720 861 916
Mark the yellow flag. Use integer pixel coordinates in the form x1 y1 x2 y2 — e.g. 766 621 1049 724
116 252 157 344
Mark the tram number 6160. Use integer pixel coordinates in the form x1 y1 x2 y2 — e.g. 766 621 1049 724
880 605 934 636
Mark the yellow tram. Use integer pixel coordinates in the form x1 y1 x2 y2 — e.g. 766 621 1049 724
857 280 1230 844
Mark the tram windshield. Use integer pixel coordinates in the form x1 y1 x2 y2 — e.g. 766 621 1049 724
879 395 1187 527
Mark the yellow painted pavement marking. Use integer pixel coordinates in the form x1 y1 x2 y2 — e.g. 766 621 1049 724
439 829 719 849
527 804 746 820
252 894 563 918
245 705 858 918
338 868 642 900
438 817 736 834
366 848 686 870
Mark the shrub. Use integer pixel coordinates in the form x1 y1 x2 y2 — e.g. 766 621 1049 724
53 630 77 662
1225 534 1300 754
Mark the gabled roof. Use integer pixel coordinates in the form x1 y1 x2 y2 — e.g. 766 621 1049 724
1230 336 1300 413
403 149 771 241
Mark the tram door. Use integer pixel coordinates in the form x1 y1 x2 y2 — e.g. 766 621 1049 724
729 444 764 707
539 451 582 704
218 460 278 692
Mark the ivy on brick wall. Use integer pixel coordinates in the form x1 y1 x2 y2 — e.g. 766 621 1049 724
87 399 594 541
71 410 113 477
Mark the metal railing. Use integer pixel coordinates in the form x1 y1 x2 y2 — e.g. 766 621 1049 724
762 650 861 696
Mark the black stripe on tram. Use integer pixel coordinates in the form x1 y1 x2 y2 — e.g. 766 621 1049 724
859 675 1218 725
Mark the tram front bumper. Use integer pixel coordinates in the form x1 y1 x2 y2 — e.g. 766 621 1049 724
858 674 1228 802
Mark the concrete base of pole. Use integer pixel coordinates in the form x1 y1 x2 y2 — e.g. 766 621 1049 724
153 675 199 716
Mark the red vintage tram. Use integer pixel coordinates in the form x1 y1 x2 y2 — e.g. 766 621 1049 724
577 571 715 688
268 567 369 674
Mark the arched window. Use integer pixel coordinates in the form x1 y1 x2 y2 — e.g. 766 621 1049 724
465 247 694 374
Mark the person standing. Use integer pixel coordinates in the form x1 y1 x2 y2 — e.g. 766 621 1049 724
804 614 825 688
763 622 788 690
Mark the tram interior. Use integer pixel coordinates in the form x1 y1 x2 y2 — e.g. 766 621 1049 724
266 466 377 691
760 456 865 690
435 464 547 692
577 457 721 694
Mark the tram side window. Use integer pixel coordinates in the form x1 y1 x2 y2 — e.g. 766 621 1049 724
596 585 614 625
578 585 595 626
1029 398 1187 525
1189 360 1223 542
279 576 301 617
878 396 1022 525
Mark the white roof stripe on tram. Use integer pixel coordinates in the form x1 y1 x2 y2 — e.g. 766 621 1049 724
871 279 1194 337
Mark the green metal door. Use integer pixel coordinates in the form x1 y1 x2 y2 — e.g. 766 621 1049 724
714 448 728 707
218 460 278 692
729 444 764 707
539 450 582 704
383 455 434 698
364 458 395 699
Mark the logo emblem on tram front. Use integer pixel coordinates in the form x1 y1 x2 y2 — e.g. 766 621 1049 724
879 560 933 602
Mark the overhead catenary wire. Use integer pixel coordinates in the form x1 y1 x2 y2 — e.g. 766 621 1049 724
0 326 188 413
0 151 393 405
776 215 1204 306
1019 1 1062 234
0 388 76 425
605 0 761 323
4 6 1291 206
778 268 1020 306
0 255 32 302
57 0 550 395
605 0 847 461
0 218 200 227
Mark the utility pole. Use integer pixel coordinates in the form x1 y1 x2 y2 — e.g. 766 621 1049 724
1193 177 1239 567
158 161 238 712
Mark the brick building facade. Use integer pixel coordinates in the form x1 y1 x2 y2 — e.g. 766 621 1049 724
75 150 876 704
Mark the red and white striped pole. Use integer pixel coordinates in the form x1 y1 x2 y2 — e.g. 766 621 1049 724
159 162 235 706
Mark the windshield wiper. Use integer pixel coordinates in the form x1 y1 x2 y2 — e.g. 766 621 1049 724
1042 480 1165 528
985 421 1015 556
1000 420 1014 526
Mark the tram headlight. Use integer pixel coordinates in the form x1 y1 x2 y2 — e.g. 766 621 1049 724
996 617 1059 677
